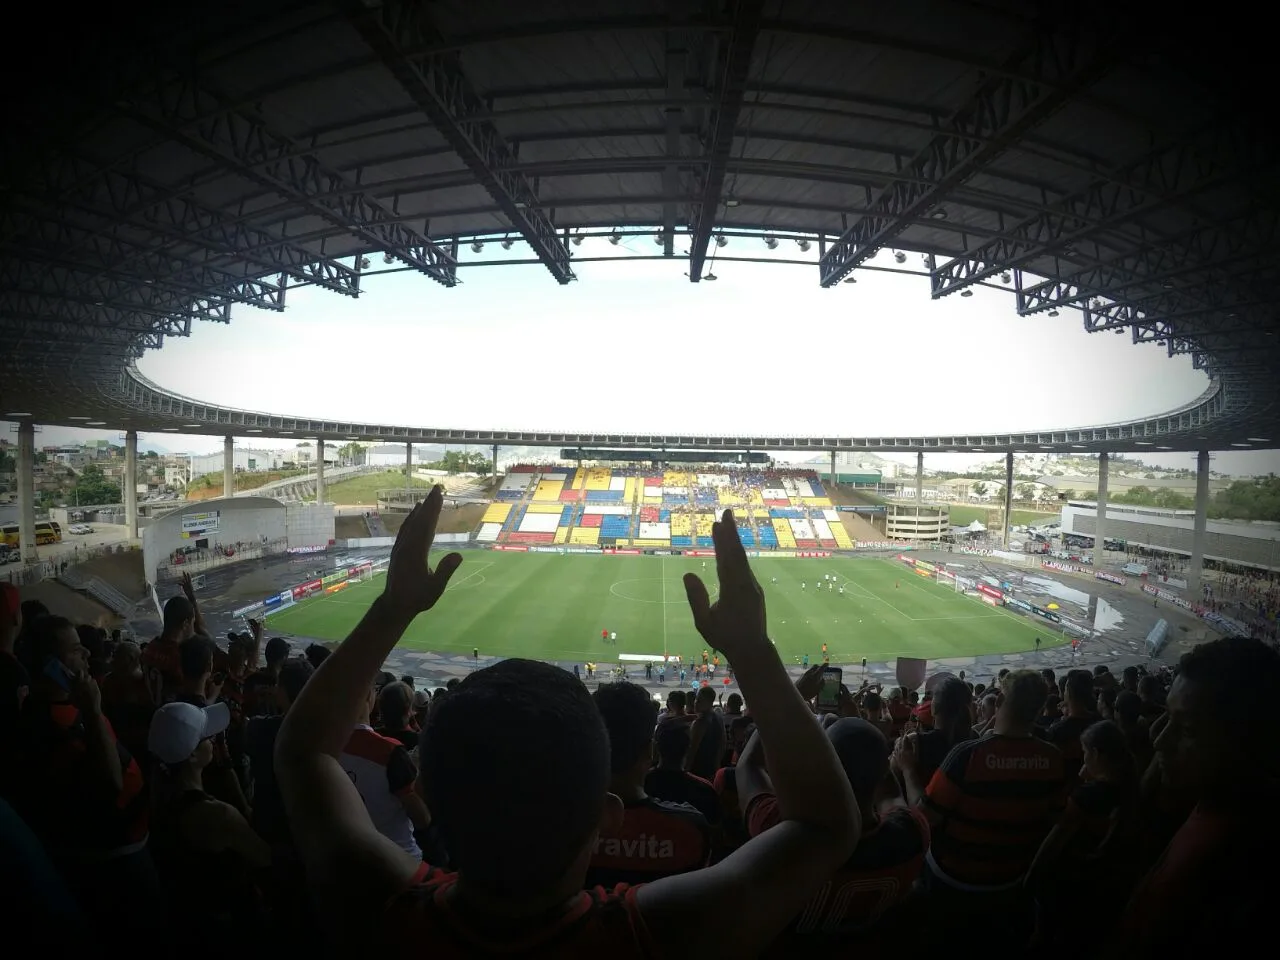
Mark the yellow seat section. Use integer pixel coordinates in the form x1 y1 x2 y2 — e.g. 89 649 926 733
772 520 797 549
663 470 691 486
671 514 693 538
802 497 833 508
527 503 563 514
533 479 564 501
585 468 612 490
632 538 668 547
750 490 766 505
569 528 600 545
571 468 586 489
695 514 714 539
624 477 638 503
553 526 569 544
643 495 663 505
481 503 512 524
830 523 854 549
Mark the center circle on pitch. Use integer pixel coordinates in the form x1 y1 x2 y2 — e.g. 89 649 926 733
609 578 719 605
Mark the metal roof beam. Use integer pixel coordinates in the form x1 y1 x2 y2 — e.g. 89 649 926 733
818 20 1116 287
0 289 197 337
5 152 360 298
342 0 568 283
119 78 457 288
687 0 765 281
1017 208 1280 312
928 121 1268 298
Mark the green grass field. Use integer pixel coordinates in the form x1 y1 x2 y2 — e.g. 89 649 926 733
264 553 1062 665
305 470 432 505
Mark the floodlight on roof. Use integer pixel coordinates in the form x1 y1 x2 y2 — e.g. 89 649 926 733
501 236 514 250
654 233 664 245
1000 271 1011 283
714 234 727 247
470 241 484 253
893 250 906 263
383 252 394 264
1048 309 1059 317
571 234 583 246
960 289 973 298
764 236 778 249
796 239 810 252
359 257 370 270
608 232 621 245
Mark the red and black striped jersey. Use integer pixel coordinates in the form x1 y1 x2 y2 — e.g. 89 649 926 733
585 796 710 887
924 733 1066 888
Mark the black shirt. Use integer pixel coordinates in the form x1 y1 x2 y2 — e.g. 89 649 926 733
376 726 419 752
244 715 289 845
644 768 720 824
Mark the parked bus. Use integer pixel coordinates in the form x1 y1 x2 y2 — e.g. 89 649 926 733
1 521 63 546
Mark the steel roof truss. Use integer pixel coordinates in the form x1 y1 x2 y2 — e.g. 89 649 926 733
343 0 568 283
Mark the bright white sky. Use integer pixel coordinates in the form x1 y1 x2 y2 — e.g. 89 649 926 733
14 239 1280 477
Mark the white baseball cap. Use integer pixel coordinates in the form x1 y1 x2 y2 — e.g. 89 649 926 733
148 701 230 765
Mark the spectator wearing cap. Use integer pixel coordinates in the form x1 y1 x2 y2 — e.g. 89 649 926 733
246 658 315 848
148 700 271 932
16 615 155 944
304 642 331 670
0 583 29 764
245 636 291 717
375 681 418 751
174 635 250 816
741 717 928 942
646 720 721 824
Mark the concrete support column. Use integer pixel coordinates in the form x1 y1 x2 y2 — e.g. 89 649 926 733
1095 452 1109 564
915 452 924 504
491 443 499 480
223 435 234 498
125 430 139 540
406 442 414 483
316 438 326 505
16 422 38 563
1189 449 1210 597
1003 452 1014 547
830 450 837 488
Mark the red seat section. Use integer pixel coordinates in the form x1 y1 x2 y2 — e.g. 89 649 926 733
794 539 818 548
765 499 790 507
819 539 837 548
559 489 582 502
505 532 555 544
639 506 660 522
579 513 603 528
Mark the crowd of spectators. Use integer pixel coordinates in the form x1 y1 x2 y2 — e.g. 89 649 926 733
1 487 1275 957
1203 568 1279 641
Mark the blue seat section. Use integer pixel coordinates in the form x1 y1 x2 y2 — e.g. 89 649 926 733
768 508 805 519
497 490 524 500
601 516 631 538
738 528 756 546
757 527 779 547
559 506 574 525
671 536 693 547
659 509 672 522
507 505 527 531
585 490 625 502
694 488 718 506
695 537 714 548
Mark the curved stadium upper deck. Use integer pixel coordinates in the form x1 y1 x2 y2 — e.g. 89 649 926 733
0 0 1277 453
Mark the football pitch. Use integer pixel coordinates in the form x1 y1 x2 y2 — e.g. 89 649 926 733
264 553 1063 665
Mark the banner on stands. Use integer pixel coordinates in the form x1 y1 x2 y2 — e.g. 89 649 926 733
980 594 999 606
977 583 1004 603
837 505 887 513
1155 575 1188 590
232 602 264 618
937 568 956 582
1141 583 1194 611
321 572 347 586
684 550 717 557
796 551 832 558
1095 571 1127 586
602 548 641 555
915 560 936 573
286 544 328 555
293 579 322 600
1006 597 1033 614
956 575 975 591
264 595 281 610
1031 604 1061 623
493 545 528 552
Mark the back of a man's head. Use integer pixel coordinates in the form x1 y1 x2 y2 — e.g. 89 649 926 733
666 690 684 712
654 719 691 767
1064 669 1095 708
826 718 889 806
278 658 314 705
594 682 657 774
178 635 215 683
694 685 716 711
377 681 414 727
1000 670 1049 727
1177 636 1280 771
422 659 609 898
931 677 973 726
161 596 193 638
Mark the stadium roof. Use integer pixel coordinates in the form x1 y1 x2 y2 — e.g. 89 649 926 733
2 1 1277 454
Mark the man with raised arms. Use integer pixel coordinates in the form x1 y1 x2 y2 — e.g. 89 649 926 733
277 489 860 957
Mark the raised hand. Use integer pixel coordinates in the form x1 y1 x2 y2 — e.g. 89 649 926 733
795 662 826 701
380 485 463 622
180 571 196 601
682 509 768 661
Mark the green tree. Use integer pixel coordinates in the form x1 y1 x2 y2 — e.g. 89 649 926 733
972 481 989 499
1016 482 1037 501
428 450 491 475
73 463 122 505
